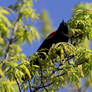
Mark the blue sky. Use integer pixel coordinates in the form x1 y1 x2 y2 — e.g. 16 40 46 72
0 0 92 92
23 0 92 55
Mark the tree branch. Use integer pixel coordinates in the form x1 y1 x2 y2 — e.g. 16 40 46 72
14 76 22 92
5 1 24 59
33 81 54 92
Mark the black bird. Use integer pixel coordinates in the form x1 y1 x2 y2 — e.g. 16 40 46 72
38 20 69 52
33 20 69 65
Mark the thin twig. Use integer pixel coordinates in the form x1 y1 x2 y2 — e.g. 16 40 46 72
28 79 32 92
33 81 54 92
5 12 23 59
40 66 48 92
14 76 22 92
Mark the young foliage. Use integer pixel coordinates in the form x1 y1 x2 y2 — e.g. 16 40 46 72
68 3 92 45
0 1 92 92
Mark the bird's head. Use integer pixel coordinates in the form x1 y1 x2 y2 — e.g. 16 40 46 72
57 20 69 35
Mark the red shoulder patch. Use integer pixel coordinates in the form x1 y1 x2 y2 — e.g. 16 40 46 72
47 31 56 39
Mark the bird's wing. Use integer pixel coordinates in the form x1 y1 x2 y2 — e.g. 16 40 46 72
46 31 56 40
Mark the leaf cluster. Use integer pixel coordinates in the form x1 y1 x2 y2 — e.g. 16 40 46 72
0 1 92 92
68 3 92 45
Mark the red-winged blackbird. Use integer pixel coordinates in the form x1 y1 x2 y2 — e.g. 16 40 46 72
33 20 69 65
38 20 69 51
